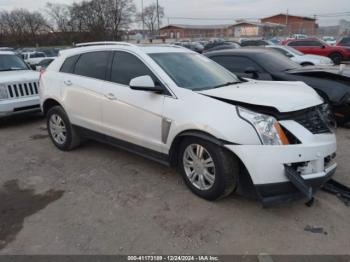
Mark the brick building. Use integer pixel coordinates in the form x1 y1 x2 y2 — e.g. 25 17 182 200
159 24 233 39
231 21 285 38
261 13 318 36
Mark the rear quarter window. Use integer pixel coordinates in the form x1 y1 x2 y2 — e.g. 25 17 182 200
74 51 110 80
60 55 80 73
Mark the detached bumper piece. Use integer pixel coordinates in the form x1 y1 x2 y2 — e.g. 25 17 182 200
322 179 350 206
256 166 336 207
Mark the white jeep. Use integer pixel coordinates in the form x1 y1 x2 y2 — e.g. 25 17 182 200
0 51 40 117
40 42 337 205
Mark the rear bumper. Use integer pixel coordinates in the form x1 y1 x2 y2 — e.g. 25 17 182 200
0 96 40 117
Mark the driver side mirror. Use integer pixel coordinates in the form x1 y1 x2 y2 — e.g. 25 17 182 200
321 45 326 49
244 67 259 79
129 75 163 93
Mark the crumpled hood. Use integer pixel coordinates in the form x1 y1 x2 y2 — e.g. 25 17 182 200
0 70 40 84
288 65 350 78
198 80 323 113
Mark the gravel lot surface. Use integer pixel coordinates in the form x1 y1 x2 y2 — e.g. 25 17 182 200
0 114 349 255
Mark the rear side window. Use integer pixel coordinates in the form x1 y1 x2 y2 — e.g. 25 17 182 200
270 47 291 57
111 51 156 85
60 55 80 73
31 53 45 58
289 40 322 47
74 51 110 80
211 55 264 73
288 41 302 46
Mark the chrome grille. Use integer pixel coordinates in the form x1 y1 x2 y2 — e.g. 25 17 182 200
292 109 331 134
6 82 39 98
282 104 334 135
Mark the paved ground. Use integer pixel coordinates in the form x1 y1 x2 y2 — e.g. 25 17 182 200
0 114 349 255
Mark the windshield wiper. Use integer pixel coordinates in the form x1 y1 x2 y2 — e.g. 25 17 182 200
212 81 241 89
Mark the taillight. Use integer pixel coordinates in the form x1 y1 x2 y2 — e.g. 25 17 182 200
39 68 46 82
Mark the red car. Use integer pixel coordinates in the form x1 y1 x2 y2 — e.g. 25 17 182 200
283 38 350 65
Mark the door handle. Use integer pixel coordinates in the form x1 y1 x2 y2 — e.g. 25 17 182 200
105 93 117 100
64 80 72 86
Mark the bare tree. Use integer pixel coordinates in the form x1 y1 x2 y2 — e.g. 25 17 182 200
46 3 72 33
137 3 164 36
0 9 49 46
69 0 135 40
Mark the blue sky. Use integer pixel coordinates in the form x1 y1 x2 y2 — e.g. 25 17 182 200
0 0 349 26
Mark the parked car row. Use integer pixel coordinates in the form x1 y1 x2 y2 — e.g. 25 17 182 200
205 48 350 125
1 41 348 206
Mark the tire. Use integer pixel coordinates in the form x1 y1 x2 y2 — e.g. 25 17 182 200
178 137 238 200
46 106 82 151
329 53 343 65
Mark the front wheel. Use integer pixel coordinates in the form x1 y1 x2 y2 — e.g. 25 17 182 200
178 137 239 200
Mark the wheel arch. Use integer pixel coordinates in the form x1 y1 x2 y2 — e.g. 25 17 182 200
300 62 314 66
42 98 63 116
168 129 259 199
168 129 235 167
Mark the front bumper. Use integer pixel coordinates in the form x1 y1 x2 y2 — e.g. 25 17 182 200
225 120 337 204
256 164 336 206
0 96 41 117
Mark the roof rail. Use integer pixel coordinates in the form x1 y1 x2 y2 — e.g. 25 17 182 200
74 41 135 48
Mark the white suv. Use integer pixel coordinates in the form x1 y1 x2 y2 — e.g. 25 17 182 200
40 42 337 205
0 51 40 117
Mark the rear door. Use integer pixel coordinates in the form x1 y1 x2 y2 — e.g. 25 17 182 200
101 51 166 152
60 51 111 132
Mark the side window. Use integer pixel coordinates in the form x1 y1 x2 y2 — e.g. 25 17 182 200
60 55 80 74
288 41 300 46
111 51 157 86
74 51 110 80
211 56 264 73
271 48 291 57
308 41 323 47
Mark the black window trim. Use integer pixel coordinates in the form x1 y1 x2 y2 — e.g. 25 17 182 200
107 50 173 97
59 49 176 98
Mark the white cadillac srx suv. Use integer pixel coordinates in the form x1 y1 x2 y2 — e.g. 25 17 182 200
40 42 337 205
0 51 40 117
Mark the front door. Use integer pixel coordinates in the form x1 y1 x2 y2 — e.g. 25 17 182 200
101 51 165 152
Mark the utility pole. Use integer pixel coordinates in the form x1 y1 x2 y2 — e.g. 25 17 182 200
141 0 145 39
286 9 289 36
156 0 160 34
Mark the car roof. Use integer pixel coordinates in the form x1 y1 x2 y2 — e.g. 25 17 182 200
205 47 273 56
0 51 16 55
59 43 192 58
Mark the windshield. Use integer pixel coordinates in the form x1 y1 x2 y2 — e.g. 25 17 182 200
150 53 240 91
0 54 29 71
259 52 301 72
284 46 304 56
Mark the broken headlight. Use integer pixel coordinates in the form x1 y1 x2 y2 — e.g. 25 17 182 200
237 107 289 145
0 84 8 100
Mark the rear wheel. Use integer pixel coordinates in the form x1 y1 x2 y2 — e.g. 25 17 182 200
178 137 239 200
329 53 343 65
47 106 82 151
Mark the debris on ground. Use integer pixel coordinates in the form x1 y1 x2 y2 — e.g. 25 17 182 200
304 225 328 235
322 179 350 206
